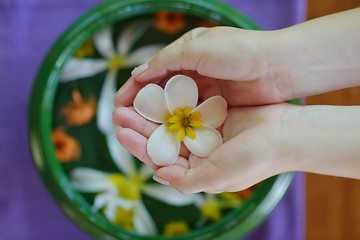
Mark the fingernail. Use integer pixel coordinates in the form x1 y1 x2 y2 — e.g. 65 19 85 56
153 175 170 185
131 63 149 77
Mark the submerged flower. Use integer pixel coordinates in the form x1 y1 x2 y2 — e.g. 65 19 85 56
236 184 257 200
71 154 201 234
198 193 243 222
155 12 186 34
197 20 218 28
201 200 222 221
134 75 227 166
114 207 135 231
61 89 97 126
51 128 81 163
60 20 164 136
74 38 95 58
163 220 190 236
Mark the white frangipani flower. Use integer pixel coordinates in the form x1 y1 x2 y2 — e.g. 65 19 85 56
70 156 202 235
134 75 227 166
61 22 165 210
60 20 164 135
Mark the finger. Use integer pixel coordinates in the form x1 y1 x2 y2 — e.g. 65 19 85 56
173 156 190 169
187 154 204 169
132 28 207 82
155 27 206 53
113 106 190 157
113 106 158 138
154 158 222 194
114 77 146 107
116 127 158 170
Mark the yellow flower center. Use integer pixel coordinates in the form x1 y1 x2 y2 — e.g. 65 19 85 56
114 207 135 230
167 106 203 141
163 220 190 236
108 174 143 200
108 55 125 71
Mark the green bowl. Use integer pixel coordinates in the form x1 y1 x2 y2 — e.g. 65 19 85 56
29 0 297 239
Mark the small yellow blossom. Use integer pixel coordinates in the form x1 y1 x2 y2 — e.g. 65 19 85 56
200 193 243 222
218 192 243 207
74 39 95 58
163 220 190 236
201 200 222 221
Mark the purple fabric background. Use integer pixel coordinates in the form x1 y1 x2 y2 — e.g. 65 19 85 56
0 0 306 239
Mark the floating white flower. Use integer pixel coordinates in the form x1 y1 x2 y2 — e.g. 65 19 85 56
60 20 164 178
134 75 227 166
60 20 164 135
71 158 202 235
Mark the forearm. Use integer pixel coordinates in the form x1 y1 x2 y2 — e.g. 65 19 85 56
269 8 360 99
282 105 360 179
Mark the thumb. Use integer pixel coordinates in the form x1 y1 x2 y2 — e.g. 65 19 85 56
154 158 224 194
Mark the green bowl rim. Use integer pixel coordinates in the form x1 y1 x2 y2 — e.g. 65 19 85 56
28 0 294 239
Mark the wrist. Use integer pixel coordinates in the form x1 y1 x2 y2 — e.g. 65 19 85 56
270 9 360 100
280 105 360 179
260 30 296 101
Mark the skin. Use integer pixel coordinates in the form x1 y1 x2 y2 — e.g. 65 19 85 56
113 9 360 194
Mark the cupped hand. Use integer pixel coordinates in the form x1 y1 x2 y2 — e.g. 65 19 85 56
113 102 297 194
114 27 292 108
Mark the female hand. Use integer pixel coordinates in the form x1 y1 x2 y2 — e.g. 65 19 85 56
115 9 360 109
113 103 295 193
114 27 291 108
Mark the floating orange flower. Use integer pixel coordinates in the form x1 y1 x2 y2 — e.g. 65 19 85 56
155 12 186 34
52 128 81 163
236 188 252 199
197 20 218 28
62 90 97 126
236 184 258 199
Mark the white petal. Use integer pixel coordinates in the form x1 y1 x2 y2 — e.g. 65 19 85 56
97 193 135 221
97 71 116 134
184 126 223 158
70 168 113 192
106 129 136 176
93 27 115 58
117 20 152 55
133 202 157 235
60 58 107 82
147 124 180 166
133 84 168 123
92 194 107 211
92 192 112 212
193 96 227 128
142 184 203 206
126 45 164 66
113 197 136 210
103 198 117 221
165 75 198 113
